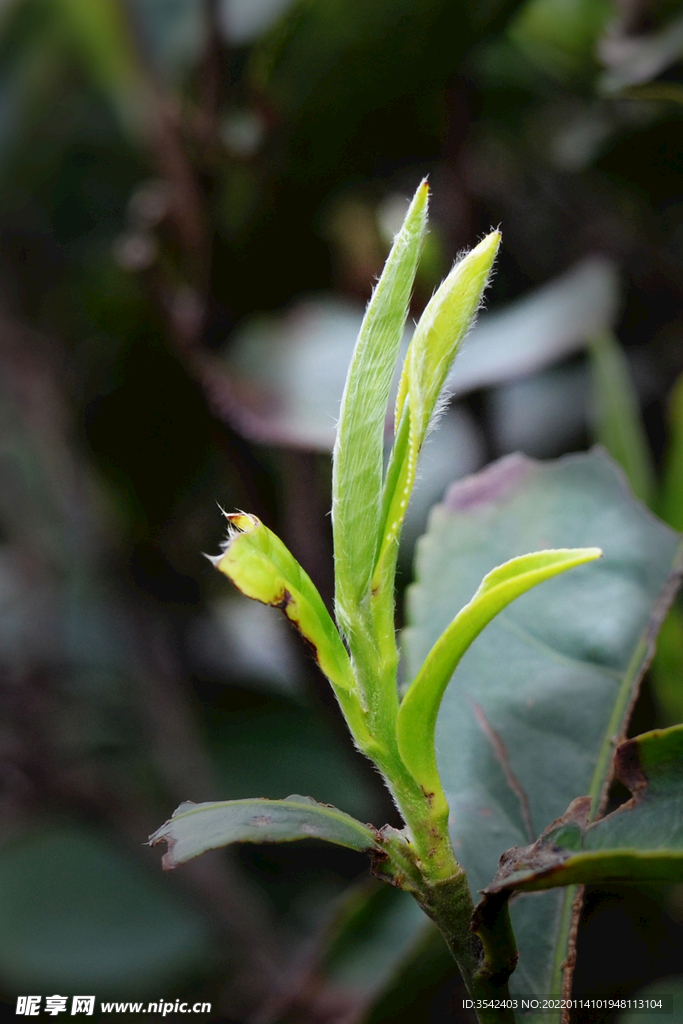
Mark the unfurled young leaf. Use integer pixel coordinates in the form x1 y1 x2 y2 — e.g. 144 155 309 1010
395 231 501 443
396 546 602 810
150 795 381 869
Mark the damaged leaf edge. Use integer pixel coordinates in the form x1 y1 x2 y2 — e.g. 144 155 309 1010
479 724 683 897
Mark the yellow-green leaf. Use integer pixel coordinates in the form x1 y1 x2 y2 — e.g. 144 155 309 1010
214 513 371 747
377 232 500 578
397 547 601 818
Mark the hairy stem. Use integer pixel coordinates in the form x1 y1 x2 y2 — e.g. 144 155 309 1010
415 872 518 1024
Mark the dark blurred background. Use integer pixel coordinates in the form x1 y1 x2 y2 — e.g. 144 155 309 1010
2 0 683 1021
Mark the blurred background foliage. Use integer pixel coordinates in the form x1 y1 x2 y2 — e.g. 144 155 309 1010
2 0 683 1020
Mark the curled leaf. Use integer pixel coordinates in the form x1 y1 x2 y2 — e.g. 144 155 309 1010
397 547 602 815
213 513 371 745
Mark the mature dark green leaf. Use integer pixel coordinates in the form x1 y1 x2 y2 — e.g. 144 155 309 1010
649 371 683 726
403 450 681 1008
150 795 380 868
649 603 683 726
482 726 683 893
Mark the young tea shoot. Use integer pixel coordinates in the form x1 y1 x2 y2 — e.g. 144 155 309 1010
152 182 614 1022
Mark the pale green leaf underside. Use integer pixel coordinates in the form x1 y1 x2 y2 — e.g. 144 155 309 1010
403 450 681 1007
332 181 428 624
149 795 379 869
397 547 601 797
483 725 683 892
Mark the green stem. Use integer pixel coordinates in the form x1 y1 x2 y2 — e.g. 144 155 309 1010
369 755 519 1024
415 872 518 1024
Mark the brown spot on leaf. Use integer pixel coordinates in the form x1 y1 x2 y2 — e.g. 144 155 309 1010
160 848 178 871
295 626 323 667
369 847 398 887
273 590 325 669
148 825 179 870
274 589 293 612
615 736 648 798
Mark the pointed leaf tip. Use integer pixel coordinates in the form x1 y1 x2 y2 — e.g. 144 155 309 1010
379 230 502 575
332 178 430 627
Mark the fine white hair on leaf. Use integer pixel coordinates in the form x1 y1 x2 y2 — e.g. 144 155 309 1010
422 233 499 438
425 387 453 439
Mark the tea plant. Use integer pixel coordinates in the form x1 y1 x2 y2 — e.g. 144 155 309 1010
152 183 683 1023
